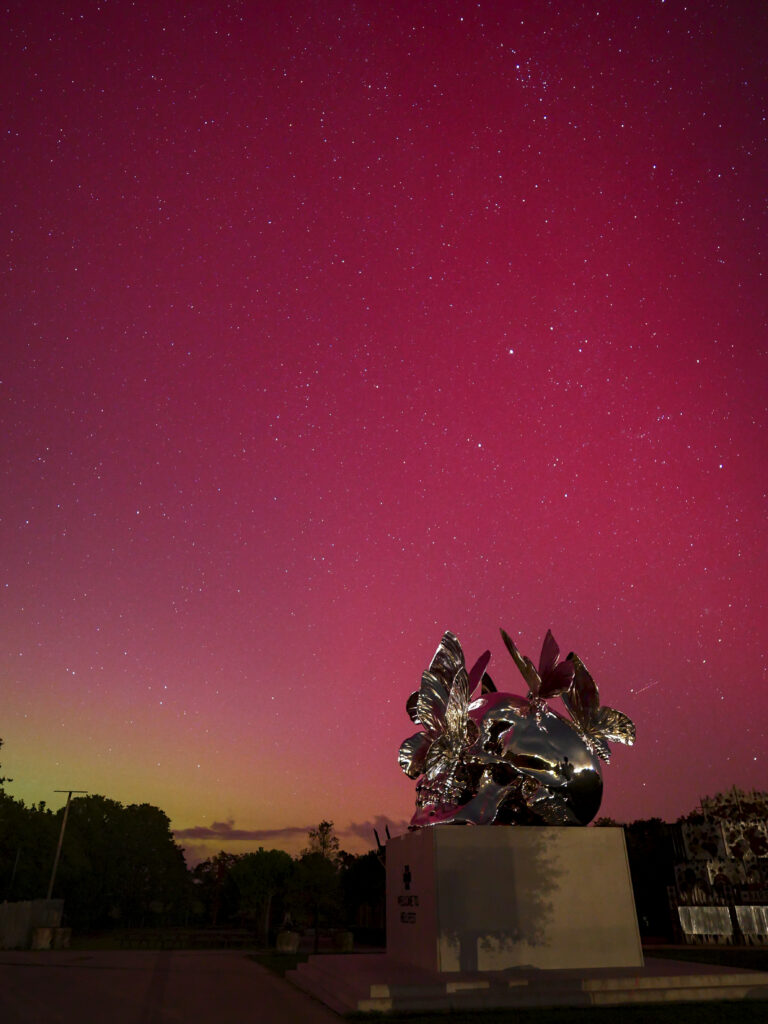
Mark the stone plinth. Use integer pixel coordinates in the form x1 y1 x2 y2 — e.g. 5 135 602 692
386 826 643 972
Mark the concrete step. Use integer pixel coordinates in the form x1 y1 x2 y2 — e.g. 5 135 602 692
286 953 768 1014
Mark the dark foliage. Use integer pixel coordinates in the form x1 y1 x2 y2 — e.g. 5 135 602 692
623 817 678 939
0 791 190 928
341 849 385 932
0 791 58 901
229 848 293 940
191 851 241 926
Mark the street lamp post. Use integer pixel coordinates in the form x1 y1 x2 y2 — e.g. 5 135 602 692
46 790 87 900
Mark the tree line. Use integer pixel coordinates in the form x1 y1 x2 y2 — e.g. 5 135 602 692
0 788 191 929
3 736 762 944
190 822 385 946
0 755 383 938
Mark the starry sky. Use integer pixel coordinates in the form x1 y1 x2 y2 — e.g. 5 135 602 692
2 1 766 862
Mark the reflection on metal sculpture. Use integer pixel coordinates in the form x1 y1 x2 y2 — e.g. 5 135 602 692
399 629 635 827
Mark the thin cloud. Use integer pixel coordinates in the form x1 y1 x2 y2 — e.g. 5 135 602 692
174 818 311 841
174 814 409 848
343 815 409 843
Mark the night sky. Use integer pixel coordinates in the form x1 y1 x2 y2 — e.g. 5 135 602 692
2 1 766 862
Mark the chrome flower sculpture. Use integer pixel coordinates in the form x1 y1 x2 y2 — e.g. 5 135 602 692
399 629 635 827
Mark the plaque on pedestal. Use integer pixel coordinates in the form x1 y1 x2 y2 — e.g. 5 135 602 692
387 826 643 972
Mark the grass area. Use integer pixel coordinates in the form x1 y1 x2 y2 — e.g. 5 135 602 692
647 946 768 972
69 929 265 951
249 951 310 976
348 1005 768 1024
70 932 125 951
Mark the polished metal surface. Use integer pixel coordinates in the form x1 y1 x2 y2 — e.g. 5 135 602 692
399 629 635 827
735 905 768 937
678 905 732 938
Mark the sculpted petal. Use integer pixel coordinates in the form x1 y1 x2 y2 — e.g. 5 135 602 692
562 653 599 724
428 631 466 688
539 660 575 699
406 690 420 724
468 650 491 692
501 628 541 695
588 733 612 763
398 732 431 779
445 666 469 740
596 707 636 747
443 776 511 824
417 670 448 737
424 736 451 775
538 629 560 676
481 671 497 694
525 783 572 824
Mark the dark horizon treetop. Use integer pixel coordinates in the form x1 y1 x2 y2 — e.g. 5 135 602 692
303 820 341 862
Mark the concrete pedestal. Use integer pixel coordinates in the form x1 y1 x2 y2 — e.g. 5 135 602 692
386 826 643 972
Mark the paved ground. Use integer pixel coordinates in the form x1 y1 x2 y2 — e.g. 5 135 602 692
0 949 340 1024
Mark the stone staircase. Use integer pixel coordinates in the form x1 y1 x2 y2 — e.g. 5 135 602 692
287 952 768 1015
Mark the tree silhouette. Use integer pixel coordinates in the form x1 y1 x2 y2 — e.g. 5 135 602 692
192 852 239 926
1 790 189 927
341 850 385 935
230 848 293 941
292 821 344 951
0 791 56 901
291 852 342 952
303 820 340 862
54 796 188 927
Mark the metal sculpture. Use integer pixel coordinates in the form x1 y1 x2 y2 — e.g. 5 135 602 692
399 629 635 827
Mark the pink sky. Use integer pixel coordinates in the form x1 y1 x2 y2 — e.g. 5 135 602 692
2 1 765 861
